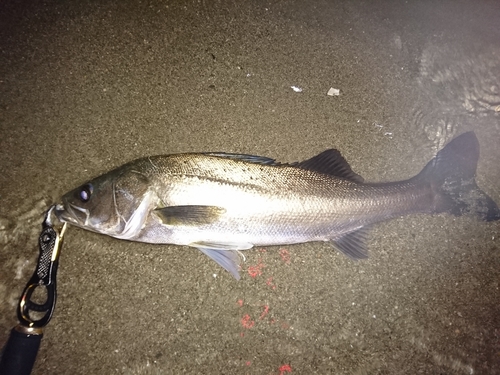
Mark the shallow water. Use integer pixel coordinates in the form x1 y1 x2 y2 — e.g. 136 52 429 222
1 0 499 374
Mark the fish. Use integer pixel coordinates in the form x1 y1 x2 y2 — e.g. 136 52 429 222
55 132 499 279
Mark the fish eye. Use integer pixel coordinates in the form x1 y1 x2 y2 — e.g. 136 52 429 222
78 184 93 203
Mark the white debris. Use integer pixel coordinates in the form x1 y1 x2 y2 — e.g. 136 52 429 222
327 87 340 96
291 86 303 93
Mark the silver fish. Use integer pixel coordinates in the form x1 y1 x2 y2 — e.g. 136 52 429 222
55 132 499 279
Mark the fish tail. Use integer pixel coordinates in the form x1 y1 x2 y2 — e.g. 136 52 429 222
416 131 499 221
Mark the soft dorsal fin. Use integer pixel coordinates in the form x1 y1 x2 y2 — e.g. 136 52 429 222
203 152 278 165
297 149 364 183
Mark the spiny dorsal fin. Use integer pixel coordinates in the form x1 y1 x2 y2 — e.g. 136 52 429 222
203 152 278 165
297 149 364 183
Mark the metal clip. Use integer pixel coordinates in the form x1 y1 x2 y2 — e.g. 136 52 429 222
17 205 67 328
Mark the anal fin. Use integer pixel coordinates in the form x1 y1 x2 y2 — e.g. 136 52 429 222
331 227 370 260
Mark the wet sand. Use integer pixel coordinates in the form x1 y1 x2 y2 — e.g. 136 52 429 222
1 0 499 374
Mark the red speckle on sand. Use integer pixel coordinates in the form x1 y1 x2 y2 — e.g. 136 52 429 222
246 361 251 366
266 276 276 290
241 314 255 329
279 249 291 264
237 299 244 307
259 305 269 320
259 248 267 253
248 266 261 278
248 259 265 278
279 364 292 374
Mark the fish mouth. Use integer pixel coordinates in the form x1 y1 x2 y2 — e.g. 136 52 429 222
54 203 90 227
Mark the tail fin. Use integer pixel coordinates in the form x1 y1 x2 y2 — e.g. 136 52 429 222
416 131 500 221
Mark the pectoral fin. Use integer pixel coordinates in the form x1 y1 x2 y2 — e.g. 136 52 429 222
331 227 370 259
196 248 242 280
154 205 226 226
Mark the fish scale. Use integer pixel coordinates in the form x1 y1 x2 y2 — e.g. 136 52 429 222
55 132 499 279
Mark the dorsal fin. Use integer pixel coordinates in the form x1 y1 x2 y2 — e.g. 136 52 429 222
203 152 277 165
297 149 364 183
204 150 364 183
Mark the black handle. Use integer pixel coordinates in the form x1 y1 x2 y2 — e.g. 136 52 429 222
0 208 67 375
0 326 43 375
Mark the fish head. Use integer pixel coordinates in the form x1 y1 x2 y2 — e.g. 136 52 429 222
55 167 154 239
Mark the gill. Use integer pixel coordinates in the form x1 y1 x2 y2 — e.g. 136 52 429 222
112 179 154 240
